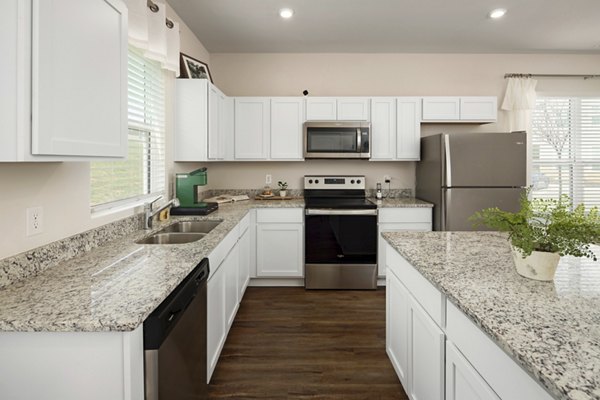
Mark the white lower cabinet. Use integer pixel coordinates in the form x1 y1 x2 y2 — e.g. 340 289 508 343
446 341 500 400
207 254 227 382
256 209 304 278
224 244 240 328
386 266 443 400
408 295 444 400
238 225 251 299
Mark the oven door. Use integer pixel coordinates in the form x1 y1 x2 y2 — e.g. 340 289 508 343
305 209 377 289
304 123 370 159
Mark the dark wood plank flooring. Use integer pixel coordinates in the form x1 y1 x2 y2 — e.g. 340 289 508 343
208 287 408 399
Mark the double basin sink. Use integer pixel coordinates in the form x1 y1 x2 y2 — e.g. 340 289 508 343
137 220 222 245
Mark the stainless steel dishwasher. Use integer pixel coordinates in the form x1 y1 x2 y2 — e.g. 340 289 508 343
144 258 209 400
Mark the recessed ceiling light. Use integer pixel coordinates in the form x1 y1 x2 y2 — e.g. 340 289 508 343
279 8 294 19
489 8 507 19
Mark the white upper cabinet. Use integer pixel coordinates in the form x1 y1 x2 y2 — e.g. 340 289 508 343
175 81 233 162
397 97 421 160
306 97 370 121
32 0 128 157
2 0 128 161
422 96 497 123
337 98 370 121
460 97 498 121
422 97 461 121
270 98 305 160
305 97 337 120
234 98 270 159
175 80 209 161
370 97 421 161
371 98 397 160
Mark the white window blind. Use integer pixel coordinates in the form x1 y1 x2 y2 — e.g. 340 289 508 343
91 47 166 208
531 97 600 208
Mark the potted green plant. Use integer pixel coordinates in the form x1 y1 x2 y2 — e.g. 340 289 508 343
470 192 600 281
278 181 288 198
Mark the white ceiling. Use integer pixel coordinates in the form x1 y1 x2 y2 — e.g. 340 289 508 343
167 0 600 53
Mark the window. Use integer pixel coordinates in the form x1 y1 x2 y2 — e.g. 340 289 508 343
531 97 600 208
91 47 166 209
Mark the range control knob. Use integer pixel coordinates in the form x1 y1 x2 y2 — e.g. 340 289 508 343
351 180 355 184
357 179 362 184
308 179 313 184
315 179 320 184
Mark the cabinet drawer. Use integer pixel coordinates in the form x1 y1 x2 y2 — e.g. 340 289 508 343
385 243 444 327
379 208 432 224
446 301 553 400
256 208 303 223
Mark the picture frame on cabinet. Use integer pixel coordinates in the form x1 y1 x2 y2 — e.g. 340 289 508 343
179 53 213 82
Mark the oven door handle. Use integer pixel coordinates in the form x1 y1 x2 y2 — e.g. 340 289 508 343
305 208 378 216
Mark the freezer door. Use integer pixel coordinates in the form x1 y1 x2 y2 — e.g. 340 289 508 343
443 188 524 231
444 132 527 187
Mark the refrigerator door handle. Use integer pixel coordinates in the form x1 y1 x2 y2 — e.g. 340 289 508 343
442 189 448 231
444 134 452 187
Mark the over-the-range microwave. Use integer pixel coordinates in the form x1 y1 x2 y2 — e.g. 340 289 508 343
303 121 371 159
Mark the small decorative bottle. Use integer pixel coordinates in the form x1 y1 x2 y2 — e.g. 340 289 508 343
376 183 383 200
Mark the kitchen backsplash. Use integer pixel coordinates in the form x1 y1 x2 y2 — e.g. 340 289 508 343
0 214 143 289
200 188 413 199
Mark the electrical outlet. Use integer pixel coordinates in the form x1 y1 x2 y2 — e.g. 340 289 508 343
265 174 272 184
384 175 391 183
26 206 44 236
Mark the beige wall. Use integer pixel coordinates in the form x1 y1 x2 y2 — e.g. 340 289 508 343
199 53 600 190
0 4 209 260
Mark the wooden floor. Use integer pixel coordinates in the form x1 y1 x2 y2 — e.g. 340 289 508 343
208 287 408 399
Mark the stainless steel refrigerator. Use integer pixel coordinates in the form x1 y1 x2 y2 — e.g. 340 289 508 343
416 132 527 231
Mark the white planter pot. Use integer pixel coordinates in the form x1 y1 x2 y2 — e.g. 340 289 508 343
279 190 287 197
511 247 560 281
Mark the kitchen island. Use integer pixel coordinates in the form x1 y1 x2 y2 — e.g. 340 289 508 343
383 231 600 400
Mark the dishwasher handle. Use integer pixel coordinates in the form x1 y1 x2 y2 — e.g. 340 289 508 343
144 258 209 350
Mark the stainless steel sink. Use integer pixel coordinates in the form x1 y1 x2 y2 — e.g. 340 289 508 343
159 220 222 234
136 232 206 245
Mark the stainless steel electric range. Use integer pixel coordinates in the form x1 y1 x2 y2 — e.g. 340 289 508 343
304 175 378 290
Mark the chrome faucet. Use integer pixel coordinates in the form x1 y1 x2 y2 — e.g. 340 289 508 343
144 196 180 230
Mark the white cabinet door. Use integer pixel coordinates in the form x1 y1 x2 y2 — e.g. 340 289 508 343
256 223 303 277
0 0 23 161
175 79 208 161
234 98 270 159
271 97 304 160
409 295 445 400
208 83 222 160
224 245 239 329
397 98 421 160
207 261 226 382
337 98 370 121
460 97 497 121
422 97 460 121
386 272 411 392
306 97 337 120
238 228 251 299
446 341 501 400
32 0 127 157
370 98 397 160
220 94 234 160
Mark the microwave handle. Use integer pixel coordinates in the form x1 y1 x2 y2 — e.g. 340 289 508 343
356 128 361 152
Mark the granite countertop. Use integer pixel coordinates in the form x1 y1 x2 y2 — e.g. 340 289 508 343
0 199 303 333
382 231 600 400
371 197 434 208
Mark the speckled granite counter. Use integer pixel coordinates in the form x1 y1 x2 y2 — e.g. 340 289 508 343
0 200 303 333
382 231 600 400
370 197 433 208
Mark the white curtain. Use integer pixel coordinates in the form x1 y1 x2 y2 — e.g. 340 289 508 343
501 77 538 132
122 0 180 77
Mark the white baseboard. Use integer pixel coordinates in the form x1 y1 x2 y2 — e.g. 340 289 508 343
248 278 305 287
